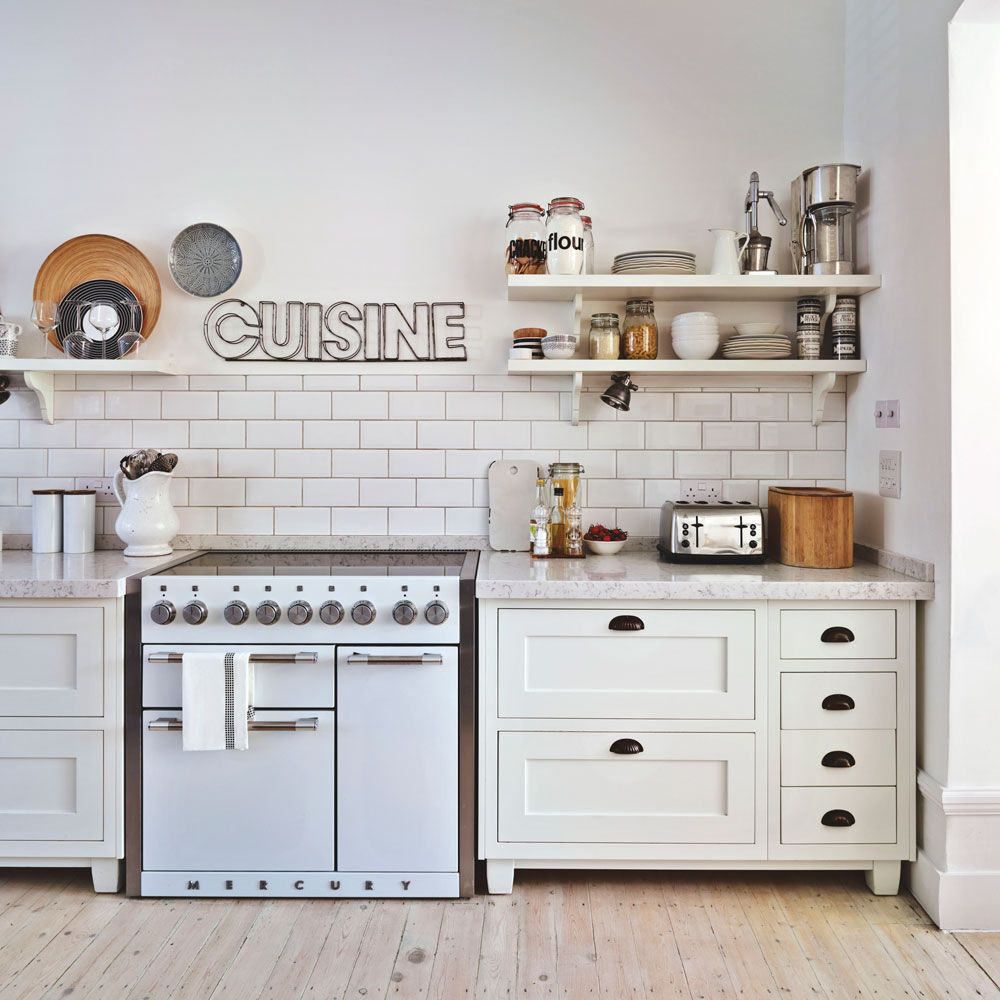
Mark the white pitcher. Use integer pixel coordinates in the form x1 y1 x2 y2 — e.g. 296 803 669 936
113 471 180 556
709 228 749 275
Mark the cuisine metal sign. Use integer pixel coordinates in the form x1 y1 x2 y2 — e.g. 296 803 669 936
204 299 467 362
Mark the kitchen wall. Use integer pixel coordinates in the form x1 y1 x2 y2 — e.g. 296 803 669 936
0 0 848 541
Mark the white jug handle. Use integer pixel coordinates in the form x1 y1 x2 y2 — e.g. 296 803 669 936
112 470 127 508
737 231 750 260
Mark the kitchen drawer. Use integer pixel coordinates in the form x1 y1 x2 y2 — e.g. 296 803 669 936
0 730 103 841
143 645 335 708
781 787 896 844
0 607 104 716
779 609 896 660
781 730 896 786
498 731 756 844
497 608 755 719
781 672 895 729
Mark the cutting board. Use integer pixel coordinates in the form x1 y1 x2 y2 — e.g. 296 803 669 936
488 460 539 551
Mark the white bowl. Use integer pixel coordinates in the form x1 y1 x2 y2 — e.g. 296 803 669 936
509 347 534 360
672 323 718 336
542 344 577 359
672 319 719 332
673 311 718 323
585 538 627 555
541 335 577 344
672 336 719 360
734 322 780 336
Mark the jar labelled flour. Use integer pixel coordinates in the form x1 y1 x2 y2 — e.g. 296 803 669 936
545 197 586 274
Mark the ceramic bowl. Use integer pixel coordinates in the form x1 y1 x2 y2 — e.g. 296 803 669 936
509 346 535 360
672 325 719 339
734 322 780 336
673 311 718 324
542 343 578 359
672 335 719 360
585 538 627 555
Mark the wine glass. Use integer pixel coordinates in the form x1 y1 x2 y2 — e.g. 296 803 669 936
85 302 119 359
31 300 59 355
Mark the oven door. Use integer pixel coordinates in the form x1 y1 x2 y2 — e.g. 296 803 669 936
141 709 335 871
336 647 458 872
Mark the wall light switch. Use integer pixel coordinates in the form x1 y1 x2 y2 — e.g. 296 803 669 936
885 399 900 428
875 401 887 428
879 450 901 499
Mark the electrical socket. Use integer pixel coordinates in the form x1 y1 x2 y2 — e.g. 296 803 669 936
680 479 722 503
878 451 901 499
78 478 117 503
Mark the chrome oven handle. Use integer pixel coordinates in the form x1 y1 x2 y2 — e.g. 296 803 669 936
346 653 444 666
145 652 319 664
147 716 319 732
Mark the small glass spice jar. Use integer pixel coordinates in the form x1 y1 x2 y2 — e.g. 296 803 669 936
505 203 547 275
588 313 620 360
622 298 658 359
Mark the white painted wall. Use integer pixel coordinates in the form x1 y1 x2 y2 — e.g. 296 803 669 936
842 0 957 790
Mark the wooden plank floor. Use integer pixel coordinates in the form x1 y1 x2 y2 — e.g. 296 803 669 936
0 869 999 999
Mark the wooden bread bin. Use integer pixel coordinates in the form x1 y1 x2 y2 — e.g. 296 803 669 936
767 487 854 568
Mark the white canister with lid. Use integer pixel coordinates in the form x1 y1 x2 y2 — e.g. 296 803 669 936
545 197 586 275
32 489 63 553
62 489 97 553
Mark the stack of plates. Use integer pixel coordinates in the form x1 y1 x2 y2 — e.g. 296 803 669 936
722 333 793 360
612 250 696 275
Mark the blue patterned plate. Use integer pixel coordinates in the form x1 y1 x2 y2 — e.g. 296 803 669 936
168 223 242 297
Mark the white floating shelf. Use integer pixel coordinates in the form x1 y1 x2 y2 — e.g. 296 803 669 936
506 359 867 426
0 359 183 423
507 273 882 302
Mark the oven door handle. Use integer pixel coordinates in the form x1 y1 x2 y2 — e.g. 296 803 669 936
145 652 319 664
147 716 319 732
346 653 444 666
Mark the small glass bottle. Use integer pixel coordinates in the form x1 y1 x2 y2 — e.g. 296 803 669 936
505 203 547 275
581 215 595 274
588 313 620 360
530 477 548 550
545 197 586 275
622 298 658 360
565 498 583 557
549 486 566 556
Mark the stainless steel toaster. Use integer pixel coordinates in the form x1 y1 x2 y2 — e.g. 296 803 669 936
657 500 765 563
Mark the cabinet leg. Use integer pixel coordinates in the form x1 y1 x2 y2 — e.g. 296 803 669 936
865 860 901 896
91 858 122 893
486 859 515 894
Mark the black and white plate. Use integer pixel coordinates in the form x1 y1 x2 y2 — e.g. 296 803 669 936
168 223 243 297
57 279 143 359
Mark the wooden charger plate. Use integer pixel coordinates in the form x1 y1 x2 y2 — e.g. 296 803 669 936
33 234 161 351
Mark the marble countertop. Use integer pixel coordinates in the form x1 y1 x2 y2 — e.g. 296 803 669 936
475 550 935 601
0 550 199 599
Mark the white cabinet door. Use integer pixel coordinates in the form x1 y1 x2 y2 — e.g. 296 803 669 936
779 609 897 660
0 730 103 841
780 730 896 786
498 731 756 844
781 672 896 730
497 609 756 719
0 607 104 716
781 787 896 845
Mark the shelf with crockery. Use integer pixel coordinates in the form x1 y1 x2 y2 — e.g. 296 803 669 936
0 359 183 424
506 273 882 302
505 359 866 427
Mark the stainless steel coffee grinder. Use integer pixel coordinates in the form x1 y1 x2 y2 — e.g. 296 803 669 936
742 171 787 274
791 163 861 274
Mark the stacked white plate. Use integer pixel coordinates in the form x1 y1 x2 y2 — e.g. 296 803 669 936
612 250 696 275
722 333 793 360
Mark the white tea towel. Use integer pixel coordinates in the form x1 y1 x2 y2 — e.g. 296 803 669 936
181 651 255 751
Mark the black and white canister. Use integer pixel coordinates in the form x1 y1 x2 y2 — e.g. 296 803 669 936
796 296 823 360
831 295 859 359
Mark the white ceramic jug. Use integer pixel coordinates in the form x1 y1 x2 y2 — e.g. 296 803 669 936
709 228 749 275
113 471 180 556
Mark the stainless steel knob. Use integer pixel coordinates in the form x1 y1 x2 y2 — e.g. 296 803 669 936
351 600 376 625
224 600 249 625
182 600 208 625
425 600 449 626
288 600 313 625
255 600 281 626
150 601 176 625
392 600 417 625
319 600 344 625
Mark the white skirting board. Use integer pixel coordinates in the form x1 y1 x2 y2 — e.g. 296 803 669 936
912 768 1000 930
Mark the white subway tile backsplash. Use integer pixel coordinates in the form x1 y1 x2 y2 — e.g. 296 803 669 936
618 391 673 421
219 392 275 419
303 375 359 390
588 479 643 507
189 375 246 391
760 422 815 450
389 392 445 419
0 424 15 447
177 507 217 534
644 480 681 506
332 507 388 534
616 508 659 535
446 507 489 535
360 421 414 449
0 449 46 476
702 422 758 450
133 420 190 450
303 478 360 506
219 449 274 477
417 478 473 507
446 450 500 478
246 420 301 449
247 478 302 506
219 507 273 534
0 479 17 506
0 392 39 420
305 420 360 449
419 421 474 449
475 422 531 450
731 393 787 421
788 393 812 422
190 420 245 448
446 393 502 419
731 451 789 478
332 391 388 419
172 450 218 478
418 374 474 391
588 422 644 450
332 450 388 478
19 421 74 448
54 392 104 420
76 373 132 391
617 450 673 478
361 374 416 391
674 451 731 477
565 450 616 477
275 507 330 534
532 421 589 450
46 449 104 476
389 507 444 535
275 391 330 420
645 422 701 449
502 393 559 421
190 478 245 506
390 449 445 478
360 478 415 506
789 450 846 478
18 478 76 505
817 422 846 450
247 375 302 390
76 419 132 448
161 392 217 420
674 393 730 421
274 449 331 478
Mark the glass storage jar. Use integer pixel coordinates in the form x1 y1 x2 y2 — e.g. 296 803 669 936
505 203 547 275
622 298 658 359
545 197 586 275
581 215 595 274
548 462 584 511
588 313 620 360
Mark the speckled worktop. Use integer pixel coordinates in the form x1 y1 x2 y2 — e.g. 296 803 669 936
0 550 200 599
475 550 934 601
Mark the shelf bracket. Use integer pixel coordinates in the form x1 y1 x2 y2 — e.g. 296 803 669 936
22 370 55 424
811 371 837 426
570 371 582 426
572 291 584 340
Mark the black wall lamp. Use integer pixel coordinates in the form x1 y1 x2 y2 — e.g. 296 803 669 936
600 372 638 411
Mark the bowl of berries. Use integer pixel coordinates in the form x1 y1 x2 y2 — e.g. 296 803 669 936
584 524 628 555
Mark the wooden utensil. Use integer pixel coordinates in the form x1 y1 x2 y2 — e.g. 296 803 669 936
33 234 161 351
767 486 854 568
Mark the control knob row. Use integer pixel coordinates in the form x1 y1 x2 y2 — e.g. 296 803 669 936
151 598 449 626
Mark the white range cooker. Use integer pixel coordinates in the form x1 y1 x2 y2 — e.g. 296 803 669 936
126 550 477 899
